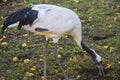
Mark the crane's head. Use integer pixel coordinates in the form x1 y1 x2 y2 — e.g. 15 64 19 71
81 41 105 76
90 49 105 76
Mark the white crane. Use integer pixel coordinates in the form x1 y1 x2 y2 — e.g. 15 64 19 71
2 4 104 80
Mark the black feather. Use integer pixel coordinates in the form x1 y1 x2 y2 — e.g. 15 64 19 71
35 28 49 32
3 7 38 30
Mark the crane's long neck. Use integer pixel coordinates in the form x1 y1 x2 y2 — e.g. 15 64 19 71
81 41 102 65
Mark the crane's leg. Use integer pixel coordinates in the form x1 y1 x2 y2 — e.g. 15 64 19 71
43 40 49 80
53 43 69 80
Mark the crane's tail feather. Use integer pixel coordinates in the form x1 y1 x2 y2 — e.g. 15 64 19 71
1 7 39 33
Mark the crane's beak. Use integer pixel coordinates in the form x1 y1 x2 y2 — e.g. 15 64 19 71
97 61 105 76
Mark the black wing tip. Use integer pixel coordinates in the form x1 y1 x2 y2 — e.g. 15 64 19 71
35 28 49 32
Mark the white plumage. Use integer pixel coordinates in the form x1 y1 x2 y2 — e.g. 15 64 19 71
2 4 104 80
25 4 82 45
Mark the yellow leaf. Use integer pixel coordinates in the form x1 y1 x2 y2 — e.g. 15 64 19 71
30 67 36 71
1 42 8 45
1 16 4 19
22 43 27 48
0 38 3 41
3 0 7 2
114 17 117 21
3 35 6 39
25 72 34 77
73 56 77 61
81 20 85 23
103 46 109 49
105 63 112 69
108 25 112 28
12 57 19 62
73 0 79 3
77 75 81 78
24 59 31 63
41 76 45 80
45 0 49 3
57 54 62 59
40 58 43 61
23 33 29 37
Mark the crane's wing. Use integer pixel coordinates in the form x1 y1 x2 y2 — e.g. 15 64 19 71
2 7 38 33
